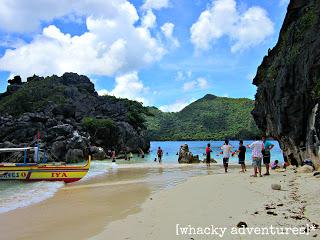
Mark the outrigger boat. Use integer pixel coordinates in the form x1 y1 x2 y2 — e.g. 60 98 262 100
0 146 90 183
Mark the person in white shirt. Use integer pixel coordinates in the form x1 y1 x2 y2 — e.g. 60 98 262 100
221 139 232 173
247 138 264 177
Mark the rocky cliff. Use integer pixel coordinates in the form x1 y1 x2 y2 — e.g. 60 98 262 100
0 73 150 162
252 0 320 169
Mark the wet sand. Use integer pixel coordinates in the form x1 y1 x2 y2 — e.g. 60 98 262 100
0 169 152 240
0 165 319 240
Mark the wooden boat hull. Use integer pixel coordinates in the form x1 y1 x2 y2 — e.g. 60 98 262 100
0 156 90 183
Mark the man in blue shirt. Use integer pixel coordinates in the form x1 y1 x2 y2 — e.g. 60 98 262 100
262 136 274 175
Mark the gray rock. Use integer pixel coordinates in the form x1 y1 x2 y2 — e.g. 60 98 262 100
51 141 66 160
66 149 84 163
178 144 200 163
50 124 73 135
90 146 106 160
271 184 281 190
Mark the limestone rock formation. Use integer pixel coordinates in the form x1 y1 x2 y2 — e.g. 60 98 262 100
178 144 200 164
0 73 150 163
252 0 320 169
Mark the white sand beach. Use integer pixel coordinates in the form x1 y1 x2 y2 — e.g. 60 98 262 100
0 165 319 240
90 167 320 240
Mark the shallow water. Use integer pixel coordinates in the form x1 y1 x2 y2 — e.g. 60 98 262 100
0 140 283 214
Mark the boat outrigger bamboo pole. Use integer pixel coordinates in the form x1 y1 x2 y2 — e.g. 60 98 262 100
24 144 27 164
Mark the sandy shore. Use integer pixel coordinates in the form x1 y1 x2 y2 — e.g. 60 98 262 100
0 165 319 240
91 167 320 240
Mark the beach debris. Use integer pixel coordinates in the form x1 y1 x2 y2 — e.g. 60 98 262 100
290 215 304 220
277 203 284 207
150 198 153 200
313 172 320 177
266 211 278 216
254 211 259 214
313 234 317 238
265 206 276 210
296 165 313 173
271 183 281 190
236 221 248 228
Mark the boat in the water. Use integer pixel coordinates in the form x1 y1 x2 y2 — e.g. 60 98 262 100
0 147 90 183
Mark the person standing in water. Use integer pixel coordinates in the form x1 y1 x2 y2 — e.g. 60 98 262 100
111 149 116 162
205 143 212 167
262 136 274 176
237 140 246 172
157 147 163 163
221 139 232 173
247 138 264 177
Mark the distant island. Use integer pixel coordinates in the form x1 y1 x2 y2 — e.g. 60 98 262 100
146 94 260 141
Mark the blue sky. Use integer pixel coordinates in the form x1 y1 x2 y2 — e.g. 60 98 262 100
0 0 289 111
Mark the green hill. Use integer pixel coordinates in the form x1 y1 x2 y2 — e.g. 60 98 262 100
146 94 260 140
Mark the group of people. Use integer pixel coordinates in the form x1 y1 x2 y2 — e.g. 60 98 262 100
205 136 284 177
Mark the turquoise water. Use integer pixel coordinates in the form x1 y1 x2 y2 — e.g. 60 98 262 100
0 140 283 214
143 140 283 164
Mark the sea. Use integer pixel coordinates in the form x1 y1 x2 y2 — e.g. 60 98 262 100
0 140 283 214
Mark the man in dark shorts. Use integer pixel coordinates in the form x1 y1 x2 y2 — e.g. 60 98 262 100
237 140 246 172
262 136 274 176
221 139 232 173
205 143 212 167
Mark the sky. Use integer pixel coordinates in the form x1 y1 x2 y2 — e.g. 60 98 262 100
0 0 289 112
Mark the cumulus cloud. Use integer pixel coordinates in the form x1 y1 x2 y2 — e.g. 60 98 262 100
142 0 170 10
0 0 140 33
0 1 166 79
161 22 180 48
183 77 208 92
190 0 274 52
142 10 156 29
97 72 148 104
159 99 194 112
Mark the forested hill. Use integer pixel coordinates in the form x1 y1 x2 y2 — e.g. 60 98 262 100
145 94 260 141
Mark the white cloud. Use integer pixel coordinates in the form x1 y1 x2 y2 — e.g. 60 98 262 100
142 10 156 29
183 77 208 92
161 22 179 48
97 89 109 96
159 99 194 112
0 1 167 79
99 72 149 104
142 0 170 10
197 77 208 88
175 70 192 81
0 0 140 33
190 0 274 52
183 81 197 91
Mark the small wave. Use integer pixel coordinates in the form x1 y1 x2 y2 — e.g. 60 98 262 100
0 181 64 214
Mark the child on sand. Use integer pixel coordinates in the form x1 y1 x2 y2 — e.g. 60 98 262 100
205 143 212 167
271 160 280 170
237 140 246 172
283 158 290 169
221 139 232 173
